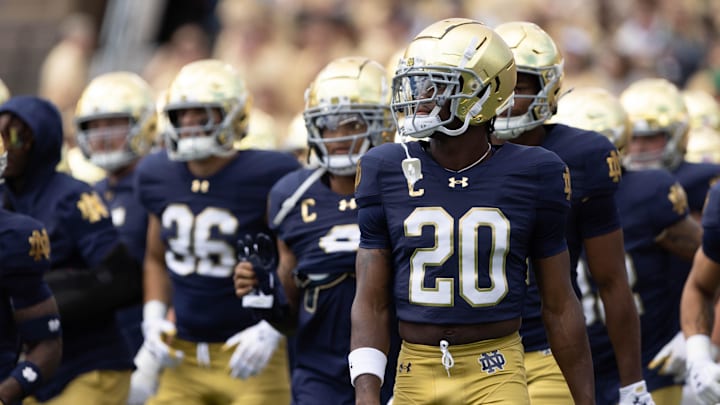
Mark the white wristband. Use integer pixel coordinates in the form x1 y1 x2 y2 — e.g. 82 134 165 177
348 347 387 387
143 300 168 323
686 334 713 363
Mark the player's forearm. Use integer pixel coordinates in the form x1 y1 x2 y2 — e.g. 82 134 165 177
543 296 595 405
681 277 714 337
143 257 170 304
599 284 643 384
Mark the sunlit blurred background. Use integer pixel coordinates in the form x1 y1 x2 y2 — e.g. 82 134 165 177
1 0 719 153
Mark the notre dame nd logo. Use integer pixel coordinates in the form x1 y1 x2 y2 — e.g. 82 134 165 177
606 150 622 183
28 229 50 261
478 350 506 374
77 192 109 223
668 183 688 215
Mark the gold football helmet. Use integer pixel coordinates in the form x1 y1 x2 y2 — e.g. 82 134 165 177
164 59 252 161
304 56 395 175
682 90 720 131
0 78 9 105
620 78 689 170
549 87 630 154
494 21 564 140
392 18 516 138
685 125 720 164
75 72 156 171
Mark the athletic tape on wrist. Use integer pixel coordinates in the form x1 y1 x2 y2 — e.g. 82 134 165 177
348 347 387 387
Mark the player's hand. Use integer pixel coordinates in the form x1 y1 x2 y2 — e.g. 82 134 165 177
142 318 184 368
234 261 258 298
649 331 686 382
127 344 163 405
618 380 655 405
687 359 720 404
223 320 282 379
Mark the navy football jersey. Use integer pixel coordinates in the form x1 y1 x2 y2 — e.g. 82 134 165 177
0 211 52 377
269 169 399 405
356 141 570 325
580 169 686 399
95 169 148 356
702 182 720 263
672 160 720 214
269 169 358 279
135 149 300 342
95 171 147 264
521 124 622 351
5 172 132 400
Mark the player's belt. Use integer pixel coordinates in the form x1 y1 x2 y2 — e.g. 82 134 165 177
294 271 353 289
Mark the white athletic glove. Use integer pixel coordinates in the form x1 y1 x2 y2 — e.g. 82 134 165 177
223 320 282 379
686 334 720 404
127 344 163 405
618 380 655 405
649 331 686 382
142 300 184 368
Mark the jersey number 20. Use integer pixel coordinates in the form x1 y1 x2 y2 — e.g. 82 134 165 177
405 207 509 307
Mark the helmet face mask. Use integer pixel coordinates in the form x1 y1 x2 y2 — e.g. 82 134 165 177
304 57 395 176
164 59 251 162
78 116 135 171
390 18 516 140
493 21 564 140
620 78 689 171
75 72 156 172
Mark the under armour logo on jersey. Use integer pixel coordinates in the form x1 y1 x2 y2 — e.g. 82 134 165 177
338 198 357 211
191 179 210 193
448 177 468 188
48 318 60 332
478 350 506 374
398 362 412 373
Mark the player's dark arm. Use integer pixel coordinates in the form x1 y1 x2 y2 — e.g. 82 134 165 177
682 248 720 337
351 247 392 405
0 297 62 404
275 239 299 319
43 242 142 325
534 250 595 405
144 214 171 305
655 216 703 262
584 228 643 385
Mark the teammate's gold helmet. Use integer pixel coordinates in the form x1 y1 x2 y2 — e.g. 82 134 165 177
550 87 631 154
392 18 516 138
685 126 720 164
620 78 689 170
75 72 156 171
164 59 252 161
304 56 395 175
494 21 564 140
682 89 720 131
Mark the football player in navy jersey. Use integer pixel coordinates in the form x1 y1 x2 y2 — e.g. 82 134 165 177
351 18 593 404
0 96 141 404
620 78 720 220
260 56 397 405
0 133 62 405
680 182 720 404
552 87 702 405
493 21 652 405
74 71 160 404
620 78 720 386
135 59 299 405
